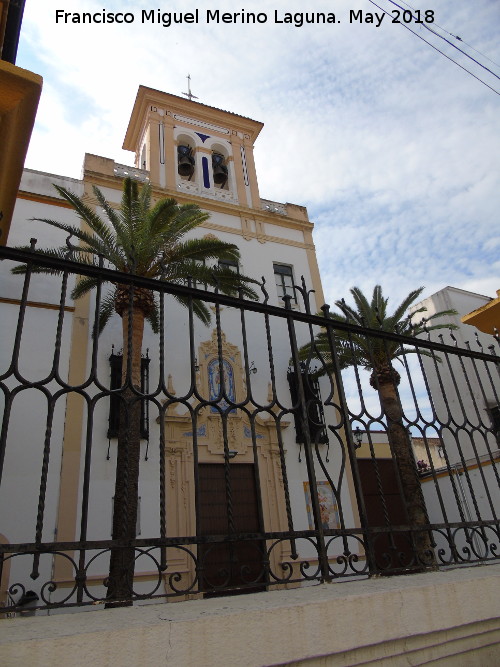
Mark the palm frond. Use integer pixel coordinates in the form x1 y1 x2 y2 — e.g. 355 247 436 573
389 287 425 327
71 275 104 301
10 246 69 275
145 296 160 335
138 178 152 214
163 238 241 265
120 178 140 239
154 203 210 245
28 216 122 267
96 292 117 336
92 185 129 253
12 176 258 335
11 246 97 276
172 293 211 325
208 266 259 300
302 285 457 378
52 186 120 256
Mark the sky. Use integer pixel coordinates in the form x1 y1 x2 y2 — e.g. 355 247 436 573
15 0 500 312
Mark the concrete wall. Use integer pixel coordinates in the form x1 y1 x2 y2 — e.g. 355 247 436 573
1 564 499 666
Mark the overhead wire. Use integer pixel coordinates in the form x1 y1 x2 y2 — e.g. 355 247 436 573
384 0 500 81
396 0 500 69
366 0 500 95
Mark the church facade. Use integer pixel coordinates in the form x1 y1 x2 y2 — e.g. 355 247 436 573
0 87 360 607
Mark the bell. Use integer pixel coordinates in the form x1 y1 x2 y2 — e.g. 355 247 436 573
212 153 228 185
177 145 195 177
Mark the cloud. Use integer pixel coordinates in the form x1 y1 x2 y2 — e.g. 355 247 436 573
16 0 500 312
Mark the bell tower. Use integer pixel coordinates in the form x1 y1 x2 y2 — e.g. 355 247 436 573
123 85 264 209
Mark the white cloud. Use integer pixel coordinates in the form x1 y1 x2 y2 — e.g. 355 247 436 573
15 0 500 312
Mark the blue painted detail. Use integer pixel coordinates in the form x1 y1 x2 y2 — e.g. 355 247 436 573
195 132 211 143
182 424 207 437
244 425 263 439
208 359 235 413
202 157 211 188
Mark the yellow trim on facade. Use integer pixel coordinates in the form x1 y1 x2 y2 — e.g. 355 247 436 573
83 170 315 233
303 229 325 308
17 190 75 209
461 289 500 335
243 141 261 208
0 296 75 312
0 60 42 244
147 113 161 186
229 134 248 207
52 290 92 580
162 113 177 189
420 453 500 482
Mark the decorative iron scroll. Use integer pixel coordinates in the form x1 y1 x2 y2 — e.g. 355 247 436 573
0 244 498 613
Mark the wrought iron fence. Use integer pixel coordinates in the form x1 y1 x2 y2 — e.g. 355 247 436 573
0 244 499 614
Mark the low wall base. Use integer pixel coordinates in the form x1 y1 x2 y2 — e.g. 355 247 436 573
1 564 499 666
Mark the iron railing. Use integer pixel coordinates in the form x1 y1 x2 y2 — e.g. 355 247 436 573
0 244 498 613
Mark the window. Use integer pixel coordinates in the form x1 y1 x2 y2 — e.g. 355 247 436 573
218 259 239 274
108 352 150 440
191 258 207 290
287 367 328 445
489 405 500 442
273 263 296 304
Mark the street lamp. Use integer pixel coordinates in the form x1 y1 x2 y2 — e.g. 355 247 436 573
353 426 363 449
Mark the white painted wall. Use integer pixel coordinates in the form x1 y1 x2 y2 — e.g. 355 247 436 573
411 286 499 465
1 172 85 602
1 165 346 606
422 462 500 563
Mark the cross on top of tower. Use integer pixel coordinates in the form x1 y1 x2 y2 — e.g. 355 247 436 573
182 74 198 102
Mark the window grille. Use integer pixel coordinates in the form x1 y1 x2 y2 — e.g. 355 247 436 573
489 405 500 442
287 367 328 445
108 351 150 440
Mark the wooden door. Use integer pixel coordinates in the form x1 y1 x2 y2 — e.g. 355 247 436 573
198 463 266 595
357 458 414 573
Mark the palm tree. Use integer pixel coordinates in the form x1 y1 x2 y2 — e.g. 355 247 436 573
13 177 258 604
300 285 457 570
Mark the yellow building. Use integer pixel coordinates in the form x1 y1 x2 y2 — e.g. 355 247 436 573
0 0 42 244
461 288 500 335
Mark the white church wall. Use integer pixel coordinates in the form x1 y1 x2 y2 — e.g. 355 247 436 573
422 461 500 563
412 286 499 466
1 88 354 608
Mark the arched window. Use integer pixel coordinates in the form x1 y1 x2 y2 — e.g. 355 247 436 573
177 144 195 180
176 135 196 183
211 151 229 190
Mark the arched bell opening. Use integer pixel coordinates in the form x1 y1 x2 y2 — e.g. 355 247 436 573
211 150 229 190
177 137 196 182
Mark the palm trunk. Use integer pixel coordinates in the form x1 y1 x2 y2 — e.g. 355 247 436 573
374 370 435 571
106 292 146 606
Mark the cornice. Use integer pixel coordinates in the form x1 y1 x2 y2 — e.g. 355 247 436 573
82 170 315 233
123 86 264 152
0 296 75 312
17 190 73 209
